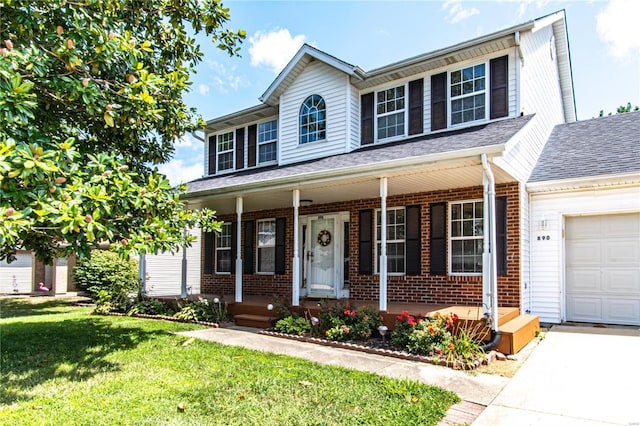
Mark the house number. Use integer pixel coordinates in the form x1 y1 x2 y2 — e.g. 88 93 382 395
537 235 550 241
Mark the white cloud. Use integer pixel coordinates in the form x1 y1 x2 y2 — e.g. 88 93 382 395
509 0 551 19
597 0 640 58
205 60 248 93
158 158 203 186
198 84 210 95
442 0 480 24
248 28 306 74
174 133 200 151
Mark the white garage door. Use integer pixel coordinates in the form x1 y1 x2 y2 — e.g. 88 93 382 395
0 252 33 294
566 213 640 325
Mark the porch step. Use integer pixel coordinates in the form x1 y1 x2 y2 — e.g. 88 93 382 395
233 314 276 329
496 314 540 355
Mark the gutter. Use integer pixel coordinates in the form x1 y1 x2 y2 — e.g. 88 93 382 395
526 172 640 193
184 144 507 200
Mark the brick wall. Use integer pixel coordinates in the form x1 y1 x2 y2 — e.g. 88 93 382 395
201 182 521 308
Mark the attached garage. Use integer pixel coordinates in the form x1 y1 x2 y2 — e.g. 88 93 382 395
527 111 640 326
565 213 640 325
0 251 34 294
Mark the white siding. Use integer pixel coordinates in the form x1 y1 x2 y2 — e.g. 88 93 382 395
496 26 565 182
529 185 640 324
279 61 349 165
349 82 360 151
145 228 202 296
0 251 33 293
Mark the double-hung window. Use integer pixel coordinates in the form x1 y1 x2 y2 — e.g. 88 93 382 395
217 131 234 172
257 219 276 273
258 120 277 164
450 200 483 274
299 95 326 144
376 85 405 140
215 223 232 273
450 63 486 125
375 207 406 274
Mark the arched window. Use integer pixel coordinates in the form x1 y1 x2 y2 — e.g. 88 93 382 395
299 95 326 144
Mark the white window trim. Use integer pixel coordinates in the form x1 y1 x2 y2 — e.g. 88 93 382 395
448 199 484 277
216 131 235 174
299 94 327 145
374 82 408 143
257 119 278 165
447 61 490 128
256 218 276 275
374 206 406 276
215 223 232 275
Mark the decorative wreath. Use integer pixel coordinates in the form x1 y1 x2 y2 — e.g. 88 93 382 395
317 229 332 247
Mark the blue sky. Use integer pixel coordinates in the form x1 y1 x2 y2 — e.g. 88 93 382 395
160 0 640 184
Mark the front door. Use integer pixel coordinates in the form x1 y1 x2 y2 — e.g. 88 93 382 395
307 216 337 297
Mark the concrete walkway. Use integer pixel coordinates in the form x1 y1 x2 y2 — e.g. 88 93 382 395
474 325 640 426
178 327 509 407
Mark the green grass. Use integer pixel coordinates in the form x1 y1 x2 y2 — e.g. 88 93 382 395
0 298 458 425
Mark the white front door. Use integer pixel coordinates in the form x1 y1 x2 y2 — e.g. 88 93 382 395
307 216 338 297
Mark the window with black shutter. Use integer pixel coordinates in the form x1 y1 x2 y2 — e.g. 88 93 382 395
429 203 447 275
358 210 373 275
408 79 424 135
360 93 374 145
430 72 447 131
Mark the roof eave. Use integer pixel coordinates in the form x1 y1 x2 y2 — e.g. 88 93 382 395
527 172 640 193
185 143 507 200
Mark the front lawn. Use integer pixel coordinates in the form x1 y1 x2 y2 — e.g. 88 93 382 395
0 298 458 425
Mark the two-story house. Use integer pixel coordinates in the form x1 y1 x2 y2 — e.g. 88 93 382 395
184 10 576 334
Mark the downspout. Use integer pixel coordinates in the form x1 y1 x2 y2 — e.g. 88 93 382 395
481 154 501 351
181 227 188 298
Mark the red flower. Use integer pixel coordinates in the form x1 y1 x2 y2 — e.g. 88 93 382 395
351 311 356 317
344 310 350 315
448 342 455 349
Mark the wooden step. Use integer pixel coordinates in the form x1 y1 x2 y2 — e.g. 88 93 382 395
233 314 277 329
495 314 540 355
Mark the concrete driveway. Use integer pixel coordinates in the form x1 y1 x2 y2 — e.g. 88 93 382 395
474 325 640 425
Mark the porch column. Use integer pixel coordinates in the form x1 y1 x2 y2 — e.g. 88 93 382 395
481 154 499 330
379 177 388 312
292 189 301 306
235 197 243 303
138 254 147 294
180 227 188 298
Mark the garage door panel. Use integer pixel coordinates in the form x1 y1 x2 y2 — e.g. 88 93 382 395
566 296 602 323
566 215 602 239
603 269 640 293
604 298 640 325
566 241 601 266
604 240 639 266
567 268 601 291
566 213 640 326
0 253 33 293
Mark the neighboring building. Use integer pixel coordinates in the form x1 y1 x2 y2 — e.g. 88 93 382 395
184 10 577 321
528 111 640 326
0 252 75 295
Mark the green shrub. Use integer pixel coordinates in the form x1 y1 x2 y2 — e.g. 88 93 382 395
391 311 418 349
128 298 172 316
406 313 458 356
274 316 311 335
444 321 485 367
74 251 139 313
319 302 383 341
173 297 227 322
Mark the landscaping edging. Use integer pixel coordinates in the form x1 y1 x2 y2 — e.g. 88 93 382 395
100 311 221 328
258 330 489 370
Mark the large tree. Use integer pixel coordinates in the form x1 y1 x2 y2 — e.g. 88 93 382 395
0 0 245 263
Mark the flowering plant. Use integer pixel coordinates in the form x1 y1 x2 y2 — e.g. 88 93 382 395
320 302 383 341
406 313 459 356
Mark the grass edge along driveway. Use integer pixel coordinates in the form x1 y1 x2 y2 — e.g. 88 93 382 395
0 298 458 425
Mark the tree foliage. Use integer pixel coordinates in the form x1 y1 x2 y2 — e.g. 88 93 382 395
599 102 639 117
0 0 245 263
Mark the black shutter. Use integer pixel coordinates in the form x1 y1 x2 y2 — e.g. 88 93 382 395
207 135 216 175
243 221 254 274
358 209 373 275
361 93 374 145
429 203 447 275
496 196 508 276
203 231 214 274
247 124 257 167
490 55 509 119
235 128 244 170
405 205 421 275
230 222 237 274
431 72 447 131
275 218 286 275
408 79 424 135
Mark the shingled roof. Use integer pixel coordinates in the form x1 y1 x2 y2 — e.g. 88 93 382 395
187 114 533 196
528 111 640 183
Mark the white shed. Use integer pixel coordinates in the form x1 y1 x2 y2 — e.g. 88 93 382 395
527 112 640 326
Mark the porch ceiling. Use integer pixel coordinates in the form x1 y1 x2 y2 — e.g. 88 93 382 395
188 161 515 215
